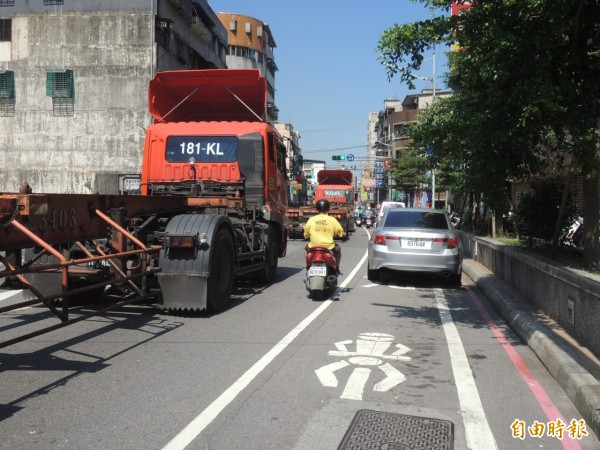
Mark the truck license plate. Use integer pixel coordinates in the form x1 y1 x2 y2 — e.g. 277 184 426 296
308 266 327 277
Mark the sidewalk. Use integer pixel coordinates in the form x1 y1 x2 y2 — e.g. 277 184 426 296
463 258 600 438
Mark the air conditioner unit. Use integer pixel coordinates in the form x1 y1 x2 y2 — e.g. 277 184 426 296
257 26 263 37
230 20 237 31
245 22 251 34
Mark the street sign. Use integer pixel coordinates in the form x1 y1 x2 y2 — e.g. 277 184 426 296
347 154 355 162
383 158 392 169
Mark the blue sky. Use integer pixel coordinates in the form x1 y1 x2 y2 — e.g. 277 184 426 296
213 1 449 164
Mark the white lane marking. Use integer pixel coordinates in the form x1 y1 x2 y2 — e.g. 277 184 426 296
434 288 498 449
0 289 22 302
389 285 415 290
361 282 415 290
162 251 369 450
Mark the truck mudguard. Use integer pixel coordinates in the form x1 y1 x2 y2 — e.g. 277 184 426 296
158 214 235 311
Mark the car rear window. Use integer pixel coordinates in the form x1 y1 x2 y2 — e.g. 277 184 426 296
383 211 449 230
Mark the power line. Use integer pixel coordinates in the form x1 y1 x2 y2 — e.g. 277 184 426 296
302 144 368 154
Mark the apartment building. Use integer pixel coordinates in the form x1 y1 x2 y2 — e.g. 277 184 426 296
0 0 227 194
216 12 278 124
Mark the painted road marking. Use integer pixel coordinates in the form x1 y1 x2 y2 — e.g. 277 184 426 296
0 289 22 302
162 251 369 450
466 288 582 450
315 332 410 400
361 281 415 290
434 287 498 449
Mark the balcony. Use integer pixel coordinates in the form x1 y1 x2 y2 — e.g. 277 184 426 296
167 0 192 18
189 17 211 41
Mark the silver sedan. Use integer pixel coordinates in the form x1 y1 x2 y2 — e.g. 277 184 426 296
367 207 463 286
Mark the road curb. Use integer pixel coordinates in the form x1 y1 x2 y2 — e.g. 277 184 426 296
463 258 600 439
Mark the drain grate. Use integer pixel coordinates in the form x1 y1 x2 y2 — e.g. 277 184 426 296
338 409 454 450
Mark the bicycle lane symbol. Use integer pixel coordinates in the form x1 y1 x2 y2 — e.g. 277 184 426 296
315 332 411 400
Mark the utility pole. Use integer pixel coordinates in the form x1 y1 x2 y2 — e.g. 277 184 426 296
431 44 436 209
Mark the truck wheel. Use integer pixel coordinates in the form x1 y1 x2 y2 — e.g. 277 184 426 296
258 227 279 283
207 229 235 311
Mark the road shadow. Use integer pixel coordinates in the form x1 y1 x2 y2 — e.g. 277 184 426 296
0 305 183 422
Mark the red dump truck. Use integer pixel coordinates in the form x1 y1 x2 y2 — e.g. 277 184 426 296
287 169 354 238
0 69 289 347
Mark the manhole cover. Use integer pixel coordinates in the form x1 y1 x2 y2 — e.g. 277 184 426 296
338 409 454 450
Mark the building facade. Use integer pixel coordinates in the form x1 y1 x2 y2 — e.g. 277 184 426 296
0 0 227 194
368 89 452 205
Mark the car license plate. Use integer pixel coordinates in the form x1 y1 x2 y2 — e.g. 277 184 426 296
307 266 327 277
402 239 430 249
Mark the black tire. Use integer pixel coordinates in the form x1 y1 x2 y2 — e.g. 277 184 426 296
367 264 379 281
448 272 462 287
207 229 236 311
258 227 279 283
310 290 325 301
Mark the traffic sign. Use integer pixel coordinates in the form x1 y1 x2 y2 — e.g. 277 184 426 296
347 154 355 162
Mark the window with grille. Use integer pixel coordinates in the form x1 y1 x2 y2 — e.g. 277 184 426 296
0 70 14 98
0 70 15 117
0 1 15 7
44 0 64 5
46 70 74 116
46 70 73 98
0 19 11 41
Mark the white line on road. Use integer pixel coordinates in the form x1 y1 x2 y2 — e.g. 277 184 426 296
434 288 498 449
162 251 369 450
0 289 22 302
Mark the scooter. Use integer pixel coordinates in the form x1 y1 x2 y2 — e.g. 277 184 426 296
305 246 338 300
364 217 373 229
354 216 363 227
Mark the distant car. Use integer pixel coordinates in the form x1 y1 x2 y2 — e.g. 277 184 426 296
367 207 463 286
376 201 406 226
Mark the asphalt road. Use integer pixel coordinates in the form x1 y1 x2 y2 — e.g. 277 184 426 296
1 228 599 449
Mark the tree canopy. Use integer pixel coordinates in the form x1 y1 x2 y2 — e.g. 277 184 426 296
377 0 600 268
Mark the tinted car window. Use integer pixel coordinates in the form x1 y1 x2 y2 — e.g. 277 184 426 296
383 211 449 230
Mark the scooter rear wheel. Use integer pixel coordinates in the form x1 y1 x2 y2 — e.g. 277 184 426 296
310 290 325 301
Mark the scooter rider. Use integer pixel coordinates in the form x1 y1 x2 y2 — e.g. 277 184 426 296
304 199 346 275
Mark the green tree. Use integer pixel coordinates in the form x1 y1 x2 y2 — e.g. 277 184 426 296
389 145 429 195
377 0 600 269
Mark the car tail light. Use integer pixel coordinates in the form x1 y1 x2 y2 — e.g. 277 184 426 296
447 237 459 248
432 237 459 248
374 234 386 245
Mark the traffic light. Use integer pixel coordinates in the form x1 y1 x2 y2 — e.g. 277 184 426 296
332 155 346 161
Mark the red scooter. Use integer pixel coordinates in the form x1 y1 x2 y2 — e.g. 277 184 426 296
304 246 338 300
